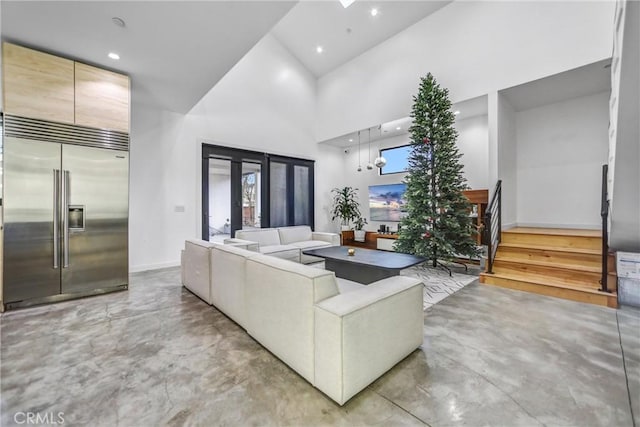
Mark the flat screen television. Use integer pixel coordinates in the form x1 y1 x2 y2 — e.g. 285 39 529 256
369 183 408 222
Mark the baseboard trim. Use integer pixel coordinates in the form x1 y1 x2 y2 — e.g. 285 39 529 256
502 222 517 231
130 261 180 273
515 222 601 230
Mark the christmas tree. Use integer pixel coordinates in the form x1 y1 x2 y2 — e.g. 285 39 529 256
395 73 479 266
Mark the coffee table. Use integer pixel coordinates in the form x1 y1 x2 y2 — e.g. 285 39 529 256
302 246 426 284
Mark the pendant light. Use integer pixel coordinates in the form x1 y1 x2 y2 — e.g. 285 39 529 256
357 131 362 172
366 128 374 170
374 124 387 168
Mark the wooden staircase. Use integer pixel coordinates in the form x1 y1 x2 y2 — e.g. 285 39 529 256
480 227 618 308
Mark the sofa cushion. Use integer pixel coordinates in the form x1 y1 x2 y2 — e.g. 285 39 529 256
259 245 300 262
245 254 339 383
335 278 366 294
210 244 258 328
278 226 313 244
235 228 281 246
183 239 218 304
223 238 260 252
290 240 332 250
300 254 325 266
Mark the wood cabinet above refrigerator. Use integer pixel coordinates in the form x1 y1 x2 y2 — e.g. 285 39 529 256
75 62 130 133
2 42 130 133
2 42 75 124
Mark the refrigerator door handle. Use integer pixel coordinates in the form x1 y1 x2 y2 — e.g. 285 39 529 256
53 169 60 269
63 170 70 268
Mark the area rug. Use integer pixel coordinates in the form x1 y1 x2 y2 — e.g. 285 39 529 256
401 265 478 310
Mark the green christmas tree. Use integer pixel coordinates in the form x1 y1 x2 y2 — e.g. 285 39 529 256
395 73 479 266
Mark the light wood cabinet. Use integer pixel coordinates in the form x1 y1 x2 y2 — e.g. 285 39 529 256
341 230 399 251
2 43 130 133
2 42 75 124
74 62 130 133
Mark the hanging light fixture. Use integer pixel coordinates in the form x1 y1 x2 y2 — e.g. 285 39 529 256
374 124 387 168
357 131 362 172
366 128 374 170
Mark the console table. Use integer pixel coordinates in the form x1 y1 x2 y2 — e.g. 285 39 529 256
341 231 399 251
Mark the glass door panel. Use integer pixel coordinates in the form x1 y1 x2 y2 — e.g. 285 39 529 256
208 159 231 242
270 162 288 227
294 165 310 225
202 144 313 238
241 162 261 229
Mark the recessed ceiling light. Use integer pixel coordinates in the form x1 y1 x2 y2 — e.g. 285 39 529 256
316 46 324 54
453 110 460 115
108 52 120 60
349 138 353 142
339 0 355 8
396 126 401 130
370 8 379 16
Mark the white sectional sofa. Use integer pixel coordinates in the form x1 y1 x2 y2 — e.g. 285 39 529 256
181 238 424 405
226 226 339 264
181 238 259 305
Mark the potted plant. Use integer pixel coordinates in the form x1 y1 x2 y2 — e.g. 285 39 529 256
353 216 368 242
331 187 361 231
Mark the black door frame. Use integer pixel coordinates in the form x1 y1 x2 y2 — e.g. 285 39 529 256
202 144 268 240
201 143 315 240
268 155 315 229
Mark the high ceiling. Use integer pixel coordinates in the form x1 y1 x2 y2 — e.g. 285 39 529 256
0 1 453 113
1 1 296 113
0 0 611 126
271 1 451 77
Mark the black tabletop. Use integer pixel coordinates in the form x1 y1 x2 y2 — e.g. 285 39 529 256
303 246 426 270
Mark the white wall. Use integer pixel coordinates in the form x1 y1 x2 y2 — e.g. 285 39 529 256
456 115 489 190
209 172 230 233
129 103 191 272
341 116 489 231
515 91 609 229
316 1 614 141
497 93 518 228
129 34 344 271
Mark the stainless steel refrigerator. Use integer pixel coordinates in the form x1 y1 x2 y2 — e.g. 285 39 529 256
3 115 129 309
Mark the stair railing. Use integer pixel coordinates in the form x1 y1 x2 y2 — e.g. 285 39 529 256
484 180 502 274
600 164 610 293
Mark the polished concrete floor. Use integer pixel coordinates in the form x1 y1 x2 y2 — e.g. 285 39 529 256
1 267 638 426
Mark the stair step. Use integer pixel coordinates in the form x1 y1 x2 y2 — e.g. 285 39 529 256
498 242 601 255
496 245 602 268
489 257 617 292
494 256 602 273
480 272 618 308
492 262 602 289
502 228 601 251
503 227 602 237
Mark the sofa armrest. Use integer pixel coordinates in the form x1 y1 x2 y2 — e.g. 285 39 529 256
311 232 340 246
314 276 423 405
223 238 260 252
185 238 218 249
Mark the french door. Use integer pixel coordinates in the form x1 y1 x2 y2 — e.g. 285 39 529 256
202 144 314 240
202 145 267 240
269 156 314 228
